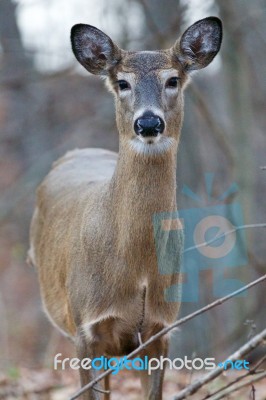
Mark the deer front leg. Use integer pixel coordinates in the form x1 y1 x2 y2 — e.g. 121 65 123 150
75 330 101 400
139 336 169 400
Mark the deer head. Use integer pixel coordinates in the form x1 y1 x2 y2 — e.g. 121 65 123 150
71 17 222 155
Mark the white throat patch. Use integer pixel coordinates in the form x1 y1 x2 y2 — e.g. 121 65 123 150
130 136 176 155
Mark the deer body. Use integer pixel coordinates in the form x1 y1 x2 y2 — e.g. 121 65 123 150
32 146 179 337
29 17 222 400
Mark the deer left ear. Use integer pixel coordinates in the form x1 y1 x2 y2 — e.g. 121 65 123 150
174 17 223 71
71 24 122 76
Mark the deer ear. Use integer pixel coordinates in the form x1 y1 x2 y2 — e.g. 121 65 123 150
71 24 122 75
174 17 222 71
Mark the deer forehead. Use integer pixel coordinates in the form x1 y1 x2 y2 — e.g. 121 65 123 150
117 51 178 76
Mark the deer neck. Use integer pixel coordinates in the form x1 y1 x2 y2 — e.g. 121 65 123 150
109 139 178 256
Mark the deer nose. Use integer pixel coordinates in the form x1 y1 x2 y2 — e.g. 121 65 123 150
134 116 165 137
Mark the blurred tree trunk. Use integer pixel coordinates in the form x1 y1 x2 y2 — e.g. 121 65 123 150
215 0 257 354
139 0 183 48
219 0 255 219
0 0 54 170
0 0 33 81
218 0 255 292
0 0 36 164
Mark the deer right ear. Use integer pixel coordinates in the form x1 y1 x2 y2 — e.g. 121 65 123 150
71 24 122 76
173 17 223 71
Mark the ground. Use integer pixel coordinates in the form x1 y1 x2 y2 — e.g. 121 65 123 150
0 367 265 399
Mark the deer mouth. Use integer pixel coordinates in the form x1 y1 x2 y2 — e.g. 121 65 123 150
130 135 175 155
138 135 162 145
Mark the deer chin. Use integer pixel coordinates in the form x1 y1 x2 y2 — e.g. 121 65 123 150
129 135 175 155
138 135 162 145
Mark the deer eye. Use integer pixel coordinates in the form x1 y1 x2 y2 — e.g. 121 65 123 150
117 80 131 91
166 77 180 89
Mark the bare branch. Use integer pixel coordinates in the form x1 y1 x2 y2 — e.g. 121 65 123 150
138 332 143 346
210 371 266 400
173 328 266 400
202 354 266 400
92 385 110 395
250 354 266 374
184 223 266 254
250 385 256 400
69 274 266 400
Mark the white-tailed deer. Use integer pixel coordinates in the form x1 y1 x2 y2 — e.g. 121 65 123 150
28 17 222 400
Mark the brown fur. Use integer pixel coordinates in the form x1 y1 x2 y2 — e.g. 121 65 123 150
29 17 222 400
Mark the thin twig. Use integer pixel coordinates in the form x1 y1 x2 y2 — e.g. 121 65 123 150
69 274 266 400
138 332 143 346
184 223 266 254
92 385 110 395
210 371 266 400
173 329 266 400
250 385 256 400
202 354 266 399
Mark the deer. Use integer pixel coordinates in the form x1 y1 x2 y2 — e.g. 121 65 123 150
28 16 222 400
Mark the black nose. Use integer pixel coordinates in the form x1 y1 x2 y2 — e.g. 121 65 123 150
134 115 165 137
